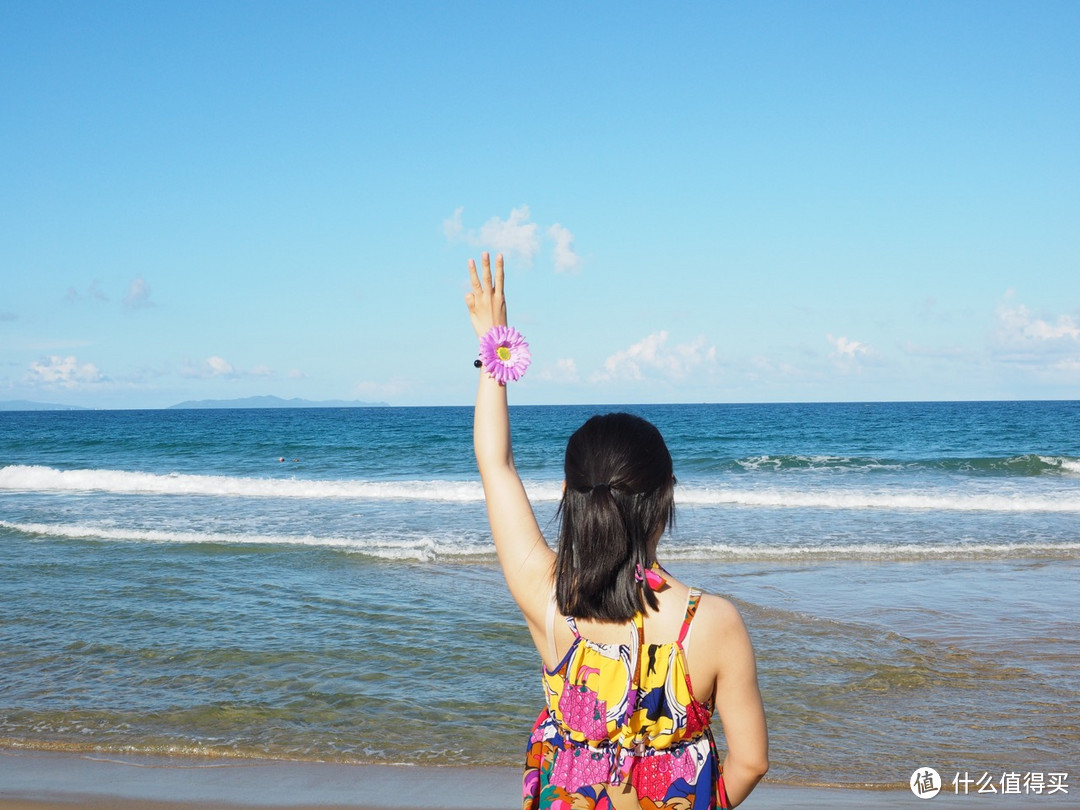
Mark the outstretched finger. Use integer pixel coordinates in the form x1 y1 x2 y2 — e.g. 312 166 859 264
481 251 493 292
468 258 482 292
494 254 504 298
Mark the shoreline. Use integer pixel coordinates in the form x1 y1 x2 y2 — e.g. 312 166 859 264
2 749 1067 809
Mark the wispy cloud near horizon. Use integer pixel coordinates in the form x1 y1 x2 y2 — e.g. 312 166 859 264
591 331 717 383
25 355 105 389
992 293 1080 373
181 356 274 380
827 334 872 360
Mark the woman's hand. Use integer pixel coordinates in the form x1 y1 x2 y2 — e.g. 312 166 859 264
465 252 507 337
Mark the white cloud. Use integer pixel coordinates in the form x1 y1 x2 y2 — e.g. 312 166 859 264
592 332 717 383
206 356 234 376
444 206 581 271
547 223 582 273
182 356 242 379
25 355 105 389
180 357 280 380
827 334 871 359
538 357 579 382
996 298 1080 346
443 205 540 264
477 206 540 264
123 276 154 309
992 295 1080 374
287 369 308 380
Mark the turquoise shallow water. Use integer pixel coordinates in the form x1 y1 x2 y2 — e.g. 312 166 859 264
1 402 1078 786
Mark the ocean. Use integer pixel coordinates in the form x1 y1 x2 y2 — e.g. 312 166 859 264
1 401 1077 788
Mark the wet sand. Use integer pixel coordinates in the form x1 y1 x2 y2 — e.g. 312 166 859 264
3 748 1072 809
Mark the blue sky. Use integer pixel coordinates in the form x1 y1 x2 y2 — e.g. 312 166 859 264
2 1 1078 408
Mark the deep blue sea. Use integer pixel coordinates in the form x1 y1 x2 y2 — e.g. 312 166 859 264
1 402 1078 787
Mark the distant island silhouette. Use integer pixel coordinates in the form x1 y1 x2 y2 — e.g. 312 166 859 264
1 396 388 411
0 399 90 411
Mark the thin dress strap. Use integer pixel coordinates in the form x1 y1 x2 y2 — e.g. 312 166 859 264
621 612 647 738
677 588 703 646
564 615 580 638
546 591 558 663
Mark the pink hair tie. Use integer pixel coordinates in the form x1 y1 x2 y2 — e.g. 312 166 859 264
635 563 665 591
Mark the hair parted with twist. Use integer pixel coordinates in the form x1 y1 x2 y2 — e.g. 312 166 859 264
554 413 676 621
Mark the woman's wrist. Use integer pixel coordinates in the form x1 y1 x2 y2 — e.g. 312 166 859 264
476 324 531 384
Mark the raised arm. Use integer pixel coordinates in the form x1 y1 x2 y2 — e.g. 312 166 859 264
466 253 555 638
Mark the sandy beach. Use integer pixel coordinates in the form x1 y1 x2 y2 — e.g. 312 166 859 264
2 748 1072 810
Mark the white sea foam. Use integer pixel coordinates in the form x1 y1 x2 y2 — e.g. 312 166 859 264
0 465 494 502
734 454 901 471
0 520 494 561
2 465 1078 512
4 519 1077 562
675 484 1080 512
1042 456 1080 475
660 540 1080 561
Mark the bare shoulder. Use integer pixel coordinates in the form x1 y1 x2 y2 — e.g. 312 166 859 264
695 592 747 631
691 592 754 652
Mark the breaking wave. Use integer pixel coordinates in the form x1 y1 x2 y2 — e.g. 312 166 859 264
2 465 1079 513
3 520 1077 562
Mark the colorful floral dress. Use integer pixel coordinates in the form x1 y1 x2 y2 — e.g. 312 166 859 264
523 589 729 810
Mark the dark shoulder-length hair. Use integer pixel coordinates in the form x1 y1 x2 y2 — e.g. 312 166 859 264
554 412 675 621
